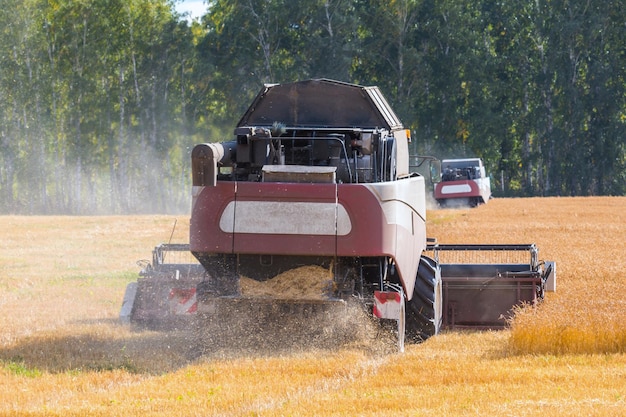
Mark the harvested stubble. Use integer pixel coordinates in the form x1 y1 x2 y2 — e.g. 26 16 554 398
1 200 626 417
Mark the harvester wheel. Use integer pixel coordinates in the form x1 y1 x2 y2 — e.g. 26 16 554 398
405 255 442 342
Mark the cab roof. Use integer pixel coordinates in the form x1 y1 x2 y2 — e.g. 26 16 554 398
237 79 403 131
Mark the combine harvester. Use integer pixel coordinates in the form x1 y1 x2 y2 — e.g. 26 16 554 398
121 79 555 351
434 158 491 207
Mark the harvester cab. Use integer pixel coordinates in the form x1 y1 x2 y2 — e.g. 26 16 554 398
121 79 555 353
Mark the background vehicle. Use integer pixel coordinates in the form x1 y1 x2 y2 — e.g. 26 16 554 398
435 158 491 207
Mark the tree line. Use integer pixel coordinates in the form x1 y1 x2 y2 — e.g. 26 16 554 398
1 0 624 214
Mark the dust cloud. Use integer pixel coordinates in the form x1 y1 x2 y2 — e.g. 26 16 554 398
193 266 397 359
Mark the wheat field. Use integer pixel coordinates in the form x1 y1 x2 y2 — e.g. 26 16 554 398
1 197 625 416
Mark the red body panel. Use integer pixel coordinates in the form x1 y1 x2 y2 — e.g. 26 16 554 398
191 182 399 257
189 177 427 297
434 179 481 200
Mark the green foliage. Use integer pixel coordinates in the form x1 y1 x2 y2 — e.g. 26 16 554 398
4 359 42 378
1 0 625 214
